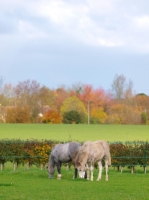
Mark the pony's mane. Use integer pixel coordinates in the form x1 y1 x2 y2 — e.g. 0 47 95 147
48 154 55 174
76 141 91 165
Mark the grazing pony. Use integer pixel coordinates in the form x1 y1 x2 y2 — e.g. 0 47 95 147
75 140 111 181
47 142 81 179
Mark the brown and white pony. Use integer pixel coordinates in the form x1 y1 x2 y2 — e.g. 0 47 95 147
75 140 111 181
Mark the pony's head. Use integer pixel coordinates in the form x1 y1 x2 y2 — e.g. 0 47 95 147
47 162 55 178
47 155 55 178
76 162 86 179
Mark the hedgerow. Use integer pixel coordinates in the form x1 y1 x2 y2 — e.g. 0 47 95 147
0 140 149 172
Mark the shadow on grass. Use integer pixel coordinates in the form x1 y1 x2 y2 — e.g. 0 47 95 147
0 183 13 186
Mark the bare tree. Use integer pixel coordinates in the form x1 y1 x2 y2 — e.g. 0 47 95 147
111 74 133 101
0 76 4 94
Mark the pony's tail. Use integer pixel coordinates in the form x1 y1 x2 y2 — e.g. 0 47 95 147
107 151 111 166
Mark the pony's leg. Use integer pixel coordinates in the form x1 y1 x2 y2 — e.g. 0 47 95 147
90 164 94 181
73 168 78 179
96 161 102 181
105 160 108 181
86 164 90 180
57 162 62 179
84 170 87 179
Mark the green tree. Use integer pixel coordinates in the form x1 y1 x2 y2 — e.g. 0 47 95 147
60 96 87 123
63 110 81 124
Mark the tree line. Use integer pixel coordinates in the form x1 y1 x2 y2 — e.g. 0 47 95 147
0 74 148 124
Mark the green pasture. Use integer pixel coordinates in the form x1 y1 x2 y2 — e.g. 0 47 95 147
1 124 149 200
1 166 149 200
0 124 149 142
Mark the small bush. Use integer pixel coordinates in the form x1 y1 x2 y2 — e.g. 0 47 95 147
63 110 81 124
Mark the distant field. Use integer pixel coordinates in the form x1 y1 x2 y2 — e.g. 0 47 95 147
0 124 149 142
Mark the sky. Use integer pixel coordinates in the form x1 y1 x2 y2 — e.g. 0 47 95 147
0 0 149 94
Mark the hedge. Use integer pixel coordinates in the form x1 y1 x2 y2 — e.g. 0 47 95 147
0 140 149 172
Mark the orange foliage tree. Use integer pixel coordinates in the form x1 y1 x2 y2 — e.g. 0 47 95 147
79 85 107 108
107 103 141 124
78 84 109 123
91 107 108 124
54 87 70 112
42 109 62 124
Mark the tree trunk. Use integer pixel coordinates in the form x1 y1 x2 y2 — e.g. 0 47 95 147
144 166 146 173
13 162 18 171
131 166 135 174
26 161 31 170
0 163 5 170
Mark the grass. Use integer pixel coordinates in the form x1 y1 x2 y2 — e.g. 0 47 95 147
0 124 149 142
1 124 149 199
1 166 149 200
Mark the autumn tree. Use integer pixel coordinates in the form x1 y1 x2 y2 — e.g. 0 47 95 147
60 96 87 123
42 109 62 124
133 93 149 124
91 107 107 124
0 94 8 106
54 87 70 112
0 78 10 109
106 103 141 124
14 80 41 122
78 84 108 124
6 106 31 123
38 86 56 110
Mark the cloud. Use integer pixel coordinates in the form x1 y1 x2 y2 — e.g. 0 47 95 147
17 20 48 39
1 0 149 53
134 15 149 29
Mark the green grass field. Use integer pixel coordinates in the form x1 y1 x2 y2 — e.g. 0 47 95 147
1 124 149 200
0 124 149 142
1 166 149 200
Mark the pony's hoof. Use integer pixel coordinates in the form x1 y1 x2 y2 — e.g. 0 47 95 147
57 174 62 180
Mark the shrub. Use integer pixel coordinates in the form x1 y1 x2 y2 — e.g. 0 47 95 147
63 110 81 124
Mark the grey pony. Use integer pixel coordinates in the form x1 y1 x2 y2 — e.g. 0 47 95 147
47 142 81 179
